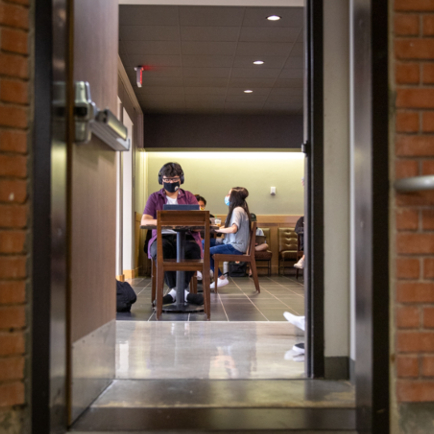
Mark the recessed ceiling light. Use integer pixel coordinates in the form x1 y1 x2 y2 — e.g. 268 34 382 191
244 90 253 93
253 60 264 65
267 15 281 21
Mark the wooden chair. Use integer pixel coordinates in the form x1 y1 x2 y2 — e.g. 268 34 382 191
155 210 211 320
213 221 260 293
151 260 197 304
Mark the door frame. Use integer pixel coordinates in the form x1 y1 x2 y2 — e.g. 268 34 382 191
304 0 325 379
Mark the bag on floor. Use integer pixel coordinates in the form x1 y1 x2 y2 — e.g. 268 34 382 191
116 280 137 312
229 261 247 277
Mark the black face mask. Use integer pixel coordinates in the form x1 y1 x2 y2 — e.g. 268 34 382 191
163 181 180 193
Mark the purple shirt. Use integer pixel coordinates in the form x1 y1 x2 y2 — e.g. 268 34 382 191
143 188 202 258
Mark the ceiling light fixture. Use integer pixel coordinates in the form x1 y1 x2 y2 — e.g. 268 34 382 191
244 90 253 93
267 15 281 21
253 60 264 65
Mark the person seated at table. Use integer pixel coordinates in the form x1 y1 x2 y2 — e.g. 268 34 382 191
195 194 215 217
205 187 251 289
141 162 203 306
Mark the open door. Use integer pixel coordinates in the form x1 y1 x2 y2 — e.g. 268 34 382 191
67 0 121 424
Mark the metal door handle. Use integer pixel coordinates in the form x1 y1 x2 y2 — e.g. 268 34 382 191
74 82 130 151
394 175 434 192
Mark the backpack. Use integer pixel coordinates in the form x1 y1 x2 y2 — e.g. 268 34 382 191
228 261 247 277
116 280 137 312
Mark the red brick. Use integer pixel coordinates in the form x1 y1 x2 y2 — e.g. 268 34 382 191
423 63 434 84
424 258 434 278
396 63 420 84
1 28 27 54
0 281 25 304
0 332 24 356
0 106 27 129
0 357 24 382
397 380 434 402
422 210 434 230
0 53 28 79
395 39 434 60
396 258 420 279
0 256 26 279
0 204 27 228
397 89 434 109
0 3 29 29
395 14 420 36
0 179 27 203
0 231 25 253
0 382 24 407
424 307 434 328
0 306 25 329
396 135 434 156
396 208 419 230
395 0 434 11
397 306 420 327
397 282 434 303
397 331 434 352
397 233 434 254
396 190 434 207
397 355 419 377
423 15 434 36
422 356 434 376
396 111 419 133
0 79 28 105
0 130 27 154
395 160 419 179
422 112 434 132
0 155 27 178
6 0 30 5
422 160 434 175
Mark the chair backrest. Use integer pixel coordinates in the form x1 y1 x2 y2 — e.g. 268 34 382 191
278 227 298 252
259 227 271 245
245 221 257 257
156 210 211 266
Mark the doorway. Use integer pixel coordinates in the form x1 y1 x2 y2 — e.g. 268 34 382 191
31 0 389 433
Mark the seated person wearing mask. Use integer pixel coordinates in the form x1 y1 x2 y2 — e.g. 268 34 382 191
141 162 203 306
195 194 214 218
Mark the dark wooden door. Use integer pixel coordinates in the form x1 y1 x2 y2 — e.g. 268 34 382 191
68 0 119 424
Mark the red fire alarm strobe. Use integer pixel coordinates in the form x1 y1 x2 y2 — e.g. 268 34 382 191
134 66 144 88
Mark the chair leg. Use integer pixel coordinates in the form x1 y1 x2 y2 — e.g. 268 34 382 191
189 273 197 294
250 259 260 293
214 260 219 293
151 260 156 304
296 267 299 279
156 265 164 320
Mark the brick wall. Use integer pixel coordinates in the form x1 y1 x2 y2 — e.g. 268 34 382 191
393 0 434 405
0 0 31 431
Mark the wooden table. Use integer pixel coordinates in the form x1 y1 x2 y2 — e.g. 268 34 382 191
141 224 219 313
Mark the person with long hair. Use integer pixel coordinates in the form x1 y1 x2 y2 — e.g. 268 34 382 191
207 187 251 289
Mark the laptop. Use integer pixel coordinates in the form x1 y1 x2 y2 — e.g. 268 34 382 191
163 204 200 211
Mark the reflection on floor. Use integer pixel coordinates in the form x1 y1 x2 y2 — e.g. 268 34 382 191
116 321 305 380
117 275 305 322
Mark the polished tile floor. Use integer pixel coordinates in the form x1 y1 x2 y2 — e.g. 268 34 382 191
116 321 305 380
117 275 305 322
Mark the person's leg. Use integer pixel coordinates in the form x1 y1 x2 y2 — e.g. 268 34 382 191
150 235 177 290
209 243 243 277
183 240 201 289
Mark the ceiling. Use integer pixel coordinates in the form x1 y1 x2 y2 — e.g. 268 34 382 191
119 5 304 115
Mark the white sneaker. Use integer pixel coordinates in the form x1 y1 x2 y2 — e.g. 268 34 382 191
197 271 203 281
292 342 305 355
283 312 306 331
294 257 304 269
210 277 229 289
